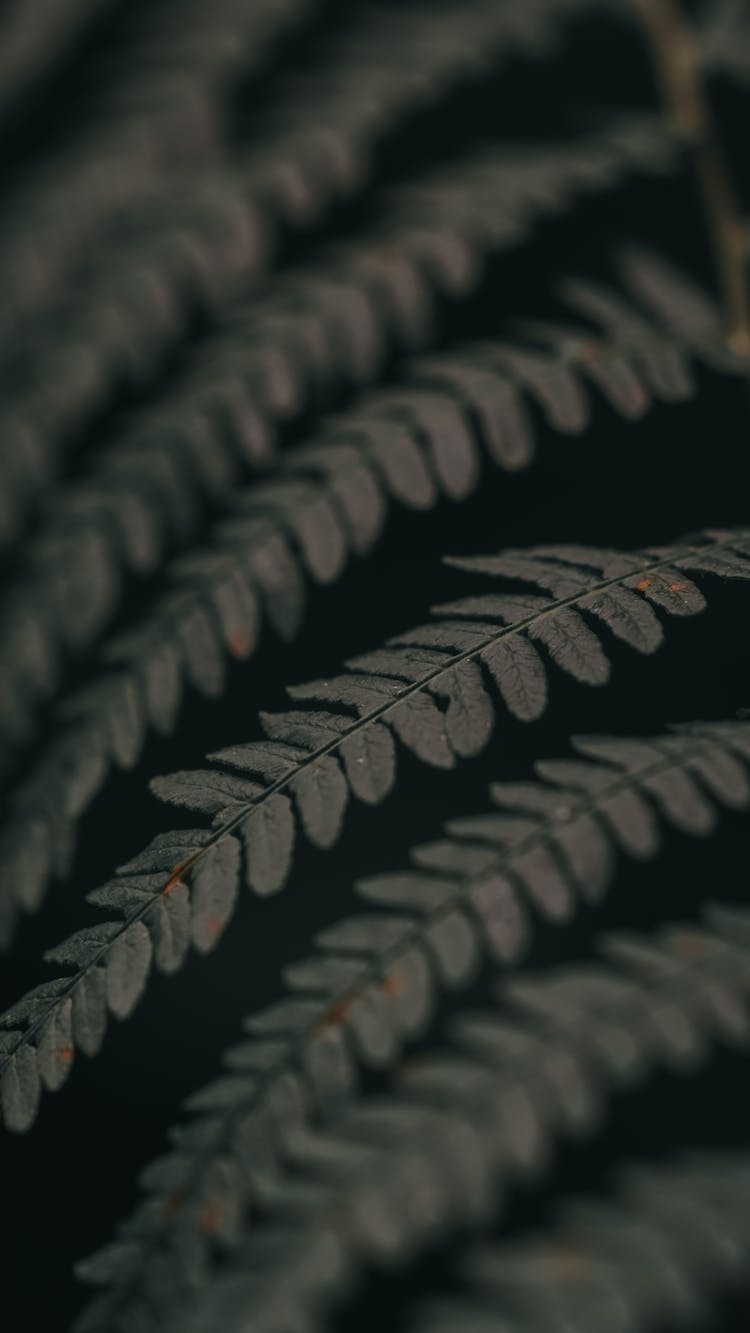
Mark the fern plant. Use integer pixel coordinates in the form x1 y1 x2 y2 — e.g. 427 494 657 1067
409 1145 750 1333
2 0 750 1330
70 720 750 1333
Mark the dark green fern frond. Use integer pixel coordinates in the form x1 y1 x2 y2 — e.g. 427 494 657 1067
610 245 745 367
0 0 625 551
0 240 711 760
2 0 750 1327
701 0 750 88
0 116 682 753
0 0 321 276
0 529 747 950
0 0 116 122
1 519 748 1129
410 1146 750 1333
71 720 750 1333
0 118 683 746
165 901 750 1333
1 257 738 930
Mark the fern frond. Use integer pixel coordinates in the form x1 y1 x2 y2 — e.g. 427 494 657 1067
1 259 734 925
1 211 718 757
0 0 323 347
0 120 682 739
612 244 746 367
0 127 681 741
0 0 105 116
3 0 749 1324
701 0 750 87
72 720 750 1332
0 0 627 549
1 529 748 1132
157 900 750 1333
411 1146 750 1333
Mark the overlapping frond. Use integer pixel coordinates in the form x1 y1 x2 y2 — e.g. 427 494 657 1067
1 299 741 931
0 0 323 356
0 0 108 118
411 1146 750 1333
164 901 750 1333
0 119 684 743
1 527 748 1122
701 0 750 87
71 719 750 1333
2 1 749 1324
0 0 626 549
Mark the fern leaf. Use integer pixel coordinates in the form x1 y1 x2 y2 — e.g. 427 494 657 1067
0 117 683 749
616 246 744 369
153 533 750 893
2 2 748 1322
0 0 104 115
0 274 740 919
699 2 750 91
409 356 536 469
0 0 636 551
160 902 750 1333
1 527 748 948
411 1147 750 1333
556 271 699 399
0 0 320 342
70 720 750 1327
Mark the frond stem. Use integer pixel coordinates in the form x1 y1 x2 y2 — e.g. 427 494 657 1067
637 0 750 362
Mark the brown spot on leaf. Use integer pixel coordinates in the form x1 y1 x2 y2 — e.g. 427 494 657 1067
670 931 708 961
163 862 188 896
58 1045 75 1065
320 999 352 1030
162 1191 185 1219
200 1198 224 1236
576 338 606 364
381 973 402 997
635 577 653 591
229 632 252 659
729 326 750 360
668 582 691 592
544 1243 592 1283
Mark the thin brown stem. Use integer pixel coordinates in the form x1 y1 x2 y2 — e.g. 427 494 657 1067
637 0 750 360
